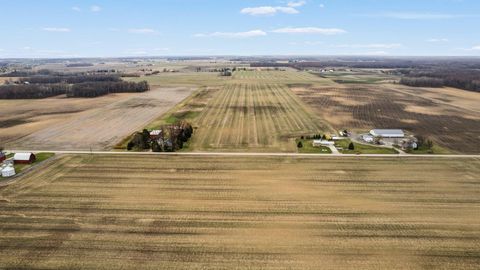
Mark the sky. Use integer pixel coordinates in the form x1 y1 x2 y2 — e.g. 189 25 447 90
0 0 479 58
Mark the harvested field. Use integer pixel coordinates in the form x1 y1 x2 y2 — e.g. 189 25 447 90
0 154 479 269
2 87 194 150
189 81 328 152
292 84 480 153
141 70 332 152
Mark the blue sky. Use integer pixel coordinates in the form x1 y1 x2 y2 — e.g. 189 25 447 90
0 0 479 58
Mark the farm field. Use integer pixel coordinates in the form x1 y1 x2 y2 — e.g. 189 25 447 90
0 154 479 269
2 87 194 151
180 70 331 152
292 82 480 154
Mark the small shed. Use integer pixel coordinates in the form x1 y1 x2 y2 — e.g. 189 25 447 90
1 165 16 178
14 153 36 164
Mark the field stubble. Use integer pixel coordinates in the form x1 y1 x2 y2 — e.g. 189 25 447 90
0 155 479 269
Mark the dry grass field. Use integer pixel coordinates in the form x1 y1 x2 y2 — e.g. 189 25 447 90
0 154 479 269
292 83 480 154
1 87 194 150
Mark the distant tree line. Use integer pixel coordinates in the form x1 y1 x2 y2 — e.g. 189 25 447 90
399 69 480 92
67 81 149 98
65 63 94 67
0 81 149 99
17 74 121 84
399 77 445 88
0 84 69 99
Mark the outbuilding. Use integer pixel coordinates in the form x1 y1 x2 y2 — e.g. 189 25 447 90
313 140 335 147
1 165 16 178
13 153 36 164
370 129 405 138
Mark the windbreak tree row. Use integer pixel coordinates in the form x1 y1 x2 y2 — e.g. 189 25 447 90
0 81 149 99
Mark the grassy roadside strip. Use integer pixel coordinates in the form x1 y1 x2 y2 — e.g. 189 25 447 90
295 139 332 154
336 139 399 154
14 152 55 173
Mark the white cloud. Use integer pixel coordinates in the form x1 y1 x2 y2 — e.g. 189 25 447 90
336 43 402 49
90 5 102 12
287 1 306 7
241 6 299 16
195 30 267 38
272 27 346 35
472 45 480 50
319 4 325 8
72 6 81 12
427 38 449 42
42 27 71 32
128 28 157 34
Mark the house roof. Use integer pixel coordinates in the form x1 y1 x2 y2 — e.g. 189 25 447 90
13 153 34 161
150 130 162 136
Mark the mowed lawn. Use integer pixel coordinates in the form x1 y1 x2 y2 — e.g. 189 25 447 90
1 155 479 269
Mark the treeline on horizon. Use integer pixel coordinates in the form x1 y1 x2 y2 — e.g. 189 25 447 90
0 71 149 99
398 69 480 92
251 59 480 93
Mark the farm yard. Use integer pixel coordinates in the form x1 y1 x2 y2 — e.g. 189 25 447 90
1 87 194 151
0 154 479 269
292 83 480 154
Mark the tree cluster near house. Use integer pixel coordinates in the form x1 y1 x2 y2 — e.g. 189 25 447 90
127 122 193 152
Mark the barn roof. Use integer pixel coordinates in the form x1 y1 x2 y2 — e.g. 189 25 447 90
371 129 404 135
13 153 34 161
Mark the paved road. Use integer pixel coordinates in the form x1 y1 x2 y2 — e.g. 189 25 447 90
4 150 480 158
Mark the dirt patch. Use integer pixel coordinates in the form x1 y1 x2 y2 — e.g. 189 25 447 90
1 155 479 269
2 87 195 150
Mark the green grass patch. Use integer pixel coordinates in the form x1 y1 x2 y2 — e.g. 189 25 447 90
13 152 55 174
336 140 398 154
296 139 332 154
406 144 452 155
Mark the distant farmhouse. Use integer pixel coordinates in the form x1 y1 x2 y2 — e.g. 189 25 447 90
370 129 405 138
